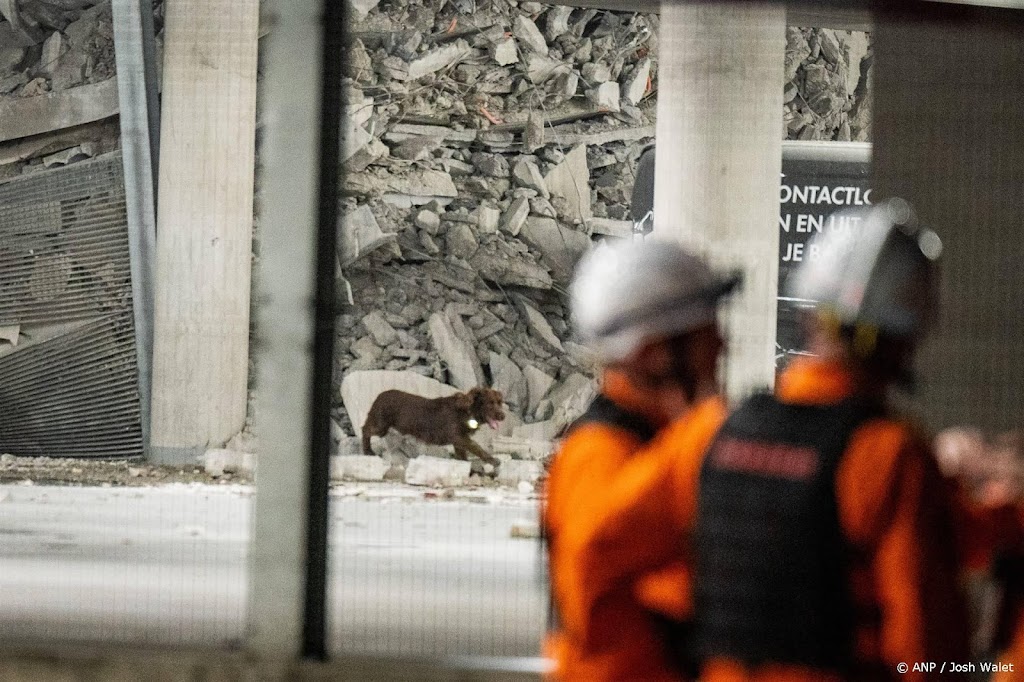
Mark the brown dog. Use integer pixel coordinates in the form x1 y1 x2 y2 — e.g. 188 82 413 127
361 387 506 465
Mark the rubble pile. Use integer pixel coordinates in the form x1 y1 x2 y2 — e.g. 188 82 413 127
330 0 665 443
783 27 872 142
0 1 162 180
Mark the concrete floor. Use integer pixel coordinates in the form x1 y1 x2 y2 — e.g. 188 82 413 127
0 484 545 658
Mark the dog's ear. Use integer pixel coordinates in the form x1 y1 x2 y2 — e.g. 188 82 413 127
453 392 474 410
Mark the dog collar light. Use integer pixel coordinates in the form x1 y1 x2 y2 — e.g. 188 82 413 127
467 418 479 430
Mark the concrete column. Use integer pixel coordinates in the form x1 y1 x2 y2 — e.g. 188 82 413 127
872 6 1024 432
652 2 785 400
149 0 260 463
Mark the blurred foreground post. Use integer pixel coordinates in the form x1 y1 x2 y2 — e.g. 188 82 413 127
652 2 785 400
872 5 1024 431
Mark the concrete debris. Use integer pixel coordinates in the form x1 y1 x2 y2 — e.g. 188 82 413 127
549 373 598 431
445 222 479 259
428 312 483 391
582 62 611 84
587 217 633 238
331 455 388 482
405 455 471 487
513 419 558 443
545 6 573 41
414 209 442 235
202 449 256 478
624 58 652 105
519 216 590 282
499 196 530 236
404 42 472 81
362 310 399 346
347 0 382 21
516 297 564 353
492 436 551 460
544 145 592 225
39 31 63 78
476 205 501 234
512 159 549 198
588 81 621 113
0 77 119 144
524 53 562 84
0 324 20 346
489 352 527 410
492 37 518 66
497 459 544 486
523 365 555 415
470 151 510 178
41 143 93 167
523 110 545 153
338 205 399 266
468 247 553 290
345 168 458 199
513 14 548 55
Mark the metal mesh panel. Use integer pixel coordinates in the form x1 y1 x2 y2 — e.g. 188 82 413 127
0 154 143 458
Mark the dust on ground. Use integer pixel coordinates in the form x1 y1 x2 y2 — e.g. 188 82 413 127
0 454 249 488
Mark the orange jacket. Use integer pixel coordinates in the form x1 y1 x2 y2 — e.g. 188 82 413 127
571 358 970 682
543 370 683 681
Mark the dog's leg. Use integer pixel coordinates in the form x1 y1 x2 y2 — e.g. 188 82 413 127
457 437 500 467
452 445 469 461
361 419 378 455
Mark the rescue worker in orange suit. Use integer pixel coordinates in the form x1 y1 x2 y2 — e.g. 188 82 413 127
543 239 740 681
568 199 971 681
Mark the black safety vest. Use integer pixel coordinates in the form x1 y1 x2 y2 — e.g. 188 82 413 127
691 393 881 672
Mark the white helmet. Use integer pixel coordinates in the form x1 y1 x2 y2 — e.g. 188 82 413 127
790 198 942 342
571 239 741 363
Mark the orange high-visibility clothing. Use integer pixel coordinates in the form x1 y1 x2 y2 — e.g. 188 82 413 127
571 358 969 682
543 370 684 681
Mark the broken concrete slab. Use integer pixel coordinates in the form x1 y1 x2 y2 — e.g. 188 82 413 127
0 77 118 143
515 297 564 353
582 62 612 84
469 250 554 290
519 217 590 282
489 352 527 410
513 14 548 55
406 41 472 81
545 6 573 40
492 436 551 460
512 159 548 198
341 370 459 439
549 373 598 431
587 81 621 113
331 455 388 482
492 37 518 66
523 110 545 154
203 449 257 477
523 365 555 414
41 143 93 168
497 459 544 486
337 204 399 267
445 222 479 260
513 420 558 443
347 0 382 20
362 310 399 346
470 151 510 178
405 455 471 487
476 205 501 234
345 168 458 199
624 57 651 105
543 144 592 226
414 209 442 235
524 53 562 84
428 312 482 391
499 197 530 236
587 217 633 238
